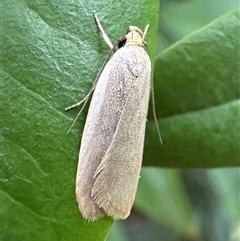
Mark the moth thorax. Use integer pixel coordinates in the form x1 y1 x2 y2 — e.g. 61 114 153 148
125 26 145 47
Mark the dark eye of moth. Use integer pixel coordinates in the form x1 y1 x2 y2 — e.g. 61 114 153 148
118 38 127 48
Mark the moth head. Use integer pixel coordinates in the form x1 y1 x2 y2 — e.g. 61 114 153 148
117 25 149 48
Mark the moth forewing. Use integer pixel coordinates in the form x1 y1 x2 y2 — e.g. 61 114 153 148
91 47 151 219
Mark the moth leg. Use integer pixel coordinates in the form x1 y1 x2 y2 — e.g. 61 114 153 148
65 90 94 111
93 11 114 49
65 89 94 134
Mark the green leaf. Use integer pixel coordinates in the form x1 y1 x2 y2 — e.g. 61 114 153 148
144 8 240 167
1 0 159 240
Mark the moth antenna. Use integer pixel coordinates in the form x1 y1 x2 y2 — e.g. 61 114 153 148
66 99 90 134
142 24 149 41
151 72 162 144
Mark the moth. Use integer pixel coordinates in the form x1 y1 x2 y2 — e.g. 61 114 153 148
66 12 160 221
